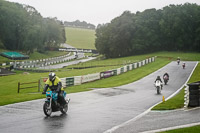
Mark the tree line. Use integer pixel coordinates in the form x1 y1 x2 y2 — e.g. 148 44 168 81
64 20 95 29
95 3 200 58
0 0 66 54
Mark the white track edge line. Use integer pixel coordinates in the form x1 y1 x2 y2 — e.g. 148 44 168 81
104 61 198 133
140 122 200 133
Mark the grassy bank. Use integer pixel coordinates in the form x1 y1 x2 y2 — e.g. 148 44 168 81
65 27 96 49
1 51 200 106
29 51 67 60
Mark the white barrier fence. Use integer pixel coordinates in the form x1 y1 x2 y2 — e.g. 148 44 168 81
74 76 82 85
81 73 100 84
184 86 189 108
0 53 73 68
60 57 156 87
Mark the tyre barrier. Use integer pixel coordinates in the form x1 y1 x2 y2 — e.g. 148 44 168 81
185 81 200 107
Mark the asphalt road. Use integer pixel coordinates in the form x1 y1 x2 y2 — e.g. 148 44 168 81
38 53 96 69
113 108 200 133
0 61 197 133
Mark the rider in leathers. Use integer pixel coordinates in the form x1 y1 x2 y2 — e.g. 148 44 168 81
155 76 163 89
163 73 169 79
42 72 66 106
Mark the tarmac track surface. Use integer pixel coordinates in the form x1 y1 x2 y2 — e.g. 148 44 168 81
0 61 197 133
113 107 200 133
37 53 96 69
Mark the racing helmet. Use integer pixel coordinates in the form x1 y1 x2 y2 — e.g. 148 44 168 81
49 72 56 81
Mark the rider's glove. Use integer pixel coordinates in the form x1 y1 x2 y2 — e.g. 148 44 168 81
42 91 46 94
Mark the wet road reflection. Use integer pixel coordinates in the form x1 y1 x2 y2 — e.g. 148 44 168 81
42 114 67 132
0 61 197 133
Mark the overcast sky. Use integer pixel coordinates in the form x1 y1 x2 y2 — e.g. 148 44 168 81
6 0 200 26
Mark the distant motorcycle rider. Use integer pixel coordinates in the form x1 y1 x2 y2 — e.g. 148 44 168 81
155 76 163 89
182 62 186 69
163 72 169 80
42 72 66 106
177 57 180 65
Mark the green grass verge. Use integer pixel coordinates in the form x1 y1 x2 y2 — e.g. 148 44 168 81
188 63 200 83
152 63 200 110
152 88 185 110
1 51 200 106
155 51 200 61
65 27 96 49
0 58 170 106
29 51 67 60
160 125 200 133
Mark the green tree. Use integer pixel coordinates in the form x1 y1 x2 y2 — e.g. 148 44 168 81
95 3 200 58
0 0 66 54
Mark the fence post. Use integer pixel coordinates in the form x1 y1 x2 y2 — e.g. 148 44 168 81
38 79 40 92
18 82 20 93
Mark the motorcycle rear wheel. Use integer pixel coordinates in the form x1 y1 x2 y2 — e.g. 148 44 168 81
157 86 161 94
164 80 167 85
43 102 52 116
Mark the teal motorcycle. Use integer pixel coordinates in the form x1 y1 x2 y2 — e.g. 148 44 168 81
43 90 70 116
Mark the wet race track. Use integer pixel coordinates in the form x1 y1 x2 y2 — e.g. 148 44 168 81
0 61 197 133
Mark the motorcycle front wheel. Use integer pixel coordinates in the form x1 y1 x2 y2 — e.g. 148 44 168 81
43 102 52 116
60 103 68 114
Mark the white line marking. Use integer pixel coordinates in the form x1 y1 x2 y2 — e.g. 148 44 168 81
104 61 199 133
140 122 200 133
165 61 198 101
